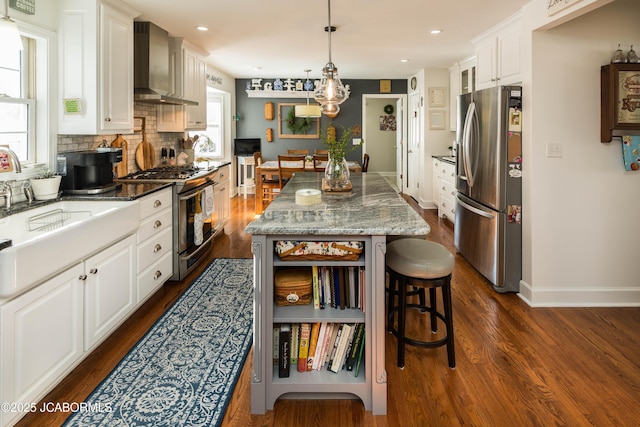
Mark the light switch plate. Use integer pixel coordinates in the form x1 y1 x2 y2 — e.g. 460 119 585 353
546 143 562 158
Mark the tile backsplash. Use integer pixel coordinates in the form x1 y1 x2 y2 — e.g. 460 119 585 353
57 103 185 176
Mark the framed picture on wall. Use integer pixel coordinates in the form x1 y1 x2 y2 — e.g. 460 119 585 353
278 103 320 139
428 87 446 107
429 110 446 130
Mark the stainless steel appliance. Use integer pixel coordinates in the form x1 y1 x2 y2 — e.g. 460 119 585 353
58 149 122 194
117 165 219 281
455 86 522 293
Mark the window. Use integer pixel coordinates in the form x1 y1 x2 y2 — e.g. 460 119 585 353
0 36 34 164
189 89 225 159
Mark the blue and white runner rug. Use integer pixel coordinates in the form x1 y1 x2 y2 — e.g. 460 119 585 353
64 258 254 427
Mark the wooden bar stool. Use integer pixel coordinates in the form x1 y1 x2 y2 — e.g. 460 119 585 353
386 238 455 369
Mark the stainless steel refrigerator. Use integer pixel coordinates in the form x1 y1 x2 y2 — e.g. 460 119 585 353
454 86 522 293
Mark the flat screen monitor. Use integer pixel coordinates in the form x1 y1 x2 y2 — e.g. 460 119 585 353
233 138 261 156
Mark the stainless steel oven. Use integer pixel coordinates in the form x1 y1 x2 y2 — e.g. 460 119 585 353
175 181 215 280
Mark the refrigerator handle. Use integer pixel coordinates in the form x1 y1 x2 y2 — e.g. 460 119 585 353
456 194 495 219
462 101 476 187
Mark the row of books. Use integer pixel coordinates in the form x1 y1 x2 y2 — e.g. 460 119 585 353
312 265 365 311
275 322 365 378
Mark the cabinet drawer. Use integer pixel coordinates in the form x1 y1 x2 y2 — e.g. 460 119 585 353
137 228 172 273
440 195 456 221
440 163 456 184
137 208 172 243
139 188 173 219
440 181 457 201
137 252 172 303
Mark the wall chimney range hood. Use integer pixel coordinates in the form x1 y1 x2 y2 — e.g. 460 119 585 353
133 22 198 106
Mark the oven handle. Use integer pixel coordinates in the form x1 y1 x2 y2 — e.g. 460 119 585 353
182 232 215 261
178 182 216 202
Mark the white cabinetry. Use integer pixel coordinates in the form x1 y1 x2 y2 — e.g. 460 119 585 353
213 165 231 233
157 39 207 132
433 158 456 223
84 235 136 351
184 47 207 130
58 0 138 135
136 188 173 303
449 57 476 131
474 14 522 90
0 265 83 427
0 234 135 427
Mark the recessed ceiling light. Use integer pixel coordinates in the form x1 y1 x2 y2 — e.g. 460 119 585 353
400 59 410 63
196 26 208 31
430 29 442 35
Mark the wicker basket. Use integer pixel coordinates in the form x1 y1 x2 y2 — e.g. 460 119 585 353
275 241 364 261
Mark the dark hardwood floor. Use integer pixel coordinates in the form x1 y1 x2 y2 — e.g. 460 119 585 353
16 194 640 427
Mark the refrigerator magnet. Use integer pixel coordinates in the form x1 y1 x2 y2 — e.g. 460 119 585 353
507 205 522 224
509 108 522 132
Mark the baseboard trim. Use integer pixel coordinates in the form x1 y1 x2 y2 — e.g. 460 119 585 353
518 280 640 307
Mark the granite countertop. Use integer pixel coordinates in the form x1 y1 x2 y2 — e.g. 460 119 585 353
0 183 171 219
245 173 430 236
62 182 172 201
433 155 456 164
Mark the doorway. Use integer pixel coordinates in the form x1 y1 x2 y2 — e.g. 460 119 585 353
361 94 407 192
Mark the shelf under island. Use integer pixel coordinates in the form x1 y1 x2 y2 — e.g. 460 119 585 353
245 173 430 415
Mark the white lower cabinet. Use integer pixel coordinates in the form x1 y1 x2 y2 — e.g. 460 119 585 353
0 264 84 427
136 188 173 303
433 158 457 223
84 235 136 351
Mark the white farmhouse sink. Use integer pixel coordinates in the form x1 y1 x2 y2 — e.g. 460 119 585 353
0 200 139 299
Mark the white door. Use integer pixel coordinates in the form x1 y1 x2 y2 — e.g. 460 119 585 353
407 92 421 199
396 98 404 191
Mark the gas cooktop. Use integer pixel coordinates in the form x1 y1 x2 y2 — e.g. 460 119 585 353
117 165 212 182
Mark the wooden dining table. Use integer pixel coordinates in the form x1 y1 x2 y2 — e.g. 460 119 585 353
254 160 362 214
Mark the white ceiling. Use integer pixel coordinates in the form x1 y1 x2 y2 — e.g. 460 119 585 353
120 0 531 80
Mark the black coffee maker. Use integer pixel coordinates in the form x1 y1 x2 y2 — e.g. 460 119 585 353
58 149 122 194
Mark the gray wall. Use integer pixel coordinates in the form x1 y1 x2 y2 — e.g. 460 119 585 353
235 79 407 162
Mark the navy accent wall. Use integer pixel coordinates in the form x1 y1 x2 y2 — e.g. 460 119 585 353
235 79 407 162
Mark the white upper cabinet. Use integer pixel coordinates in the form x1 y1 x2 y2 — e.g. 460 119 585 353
157 39 207 132
449 57 475 131
58 0 138 135
474 13 522 90
183 46 207 130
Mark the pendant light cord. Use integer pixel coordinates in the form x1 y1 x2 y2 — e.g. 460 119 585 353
327 0 332 64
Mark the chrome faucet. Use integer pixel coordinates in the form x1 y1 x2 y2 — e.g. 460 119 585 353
0 181 15 210
0 147 22 210
0 147 22 174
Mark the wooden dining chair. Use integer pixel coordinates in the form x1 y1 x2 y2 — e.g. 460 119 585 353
362 153 370 172
287 149 309 155
314 149 329 155
254 151 280 208
277 155 306 188
313 154 329 172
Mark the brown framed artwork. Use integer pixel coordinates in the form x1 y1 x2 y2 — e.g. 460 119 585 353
277 103 320 139
601 64 640 142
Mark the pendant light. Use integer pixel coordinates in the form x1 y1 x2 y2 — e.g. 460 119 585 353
295 69 322 118
0 0 22 53
314 0 347 116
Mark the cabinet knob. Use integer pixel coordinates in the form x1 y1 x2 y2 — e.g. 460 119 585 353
442 202 447 207
442 186 446 191
105 117 111 122
154 220 162 228
79 274 87 281
154 244 162 253
153 271 162 280
90 268 98 274
153 200 162 208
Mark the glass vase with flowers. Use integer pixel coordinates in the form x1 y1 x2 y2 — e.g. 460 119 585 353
320 125 362 189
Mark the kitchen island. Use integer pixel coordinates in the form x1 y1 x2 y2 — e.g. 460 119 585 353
245 172 429 415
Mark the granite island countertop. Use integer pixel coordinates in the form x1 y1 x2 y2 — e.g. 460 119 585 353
245 173 430 236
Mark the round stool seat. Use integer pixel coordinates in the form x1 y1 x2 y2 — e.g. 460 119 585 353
386 239 454 280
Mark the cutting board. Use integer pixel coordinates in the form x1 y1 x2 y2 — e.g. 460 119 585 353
135 132 155 170
110 134 128 177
